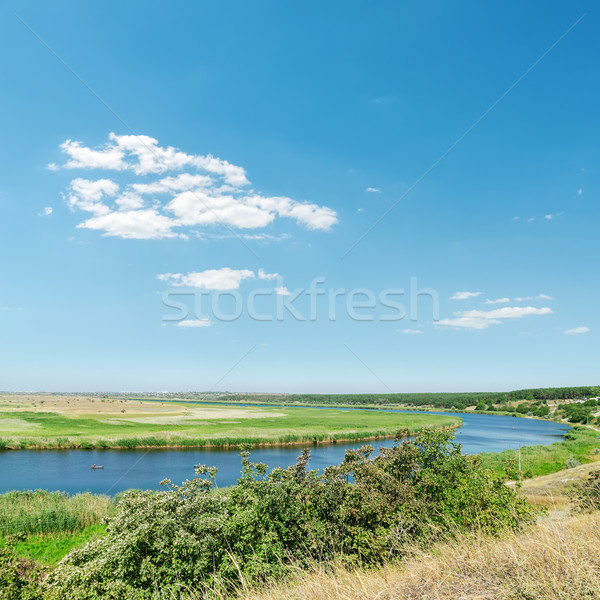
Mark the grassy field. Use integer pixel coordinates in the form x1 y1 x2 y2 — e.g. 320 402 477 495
0 394 460 449
0 490 115 566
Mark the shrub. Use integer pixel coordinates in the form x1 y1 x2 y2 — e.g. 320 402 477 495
45 430 537 599
0 537 44 599
565 455 581 469
573 469 600 511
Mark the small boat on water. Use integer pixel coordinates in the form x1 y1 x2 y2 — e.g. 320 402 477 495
91 465 104 469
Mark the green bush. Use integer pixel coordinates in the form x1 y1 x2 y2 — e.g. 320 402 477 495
0 538 44 599
44 430 537 599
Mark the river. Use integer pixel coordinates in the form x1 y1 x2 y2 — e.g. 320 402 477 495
0 411 570 495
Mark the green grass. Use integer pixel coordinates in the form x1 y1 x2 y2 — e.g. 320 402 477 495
0 404 461 449
0 490 115 566
480 425 600 478
0 490 115 535
2 524 107 566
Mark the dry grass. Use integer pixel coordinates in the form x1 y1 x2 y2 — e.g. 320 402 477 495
0 393 178 415
231 512 600 600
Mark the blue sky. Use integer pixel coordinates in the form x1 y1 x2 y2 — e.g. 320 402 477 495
0 1 598 393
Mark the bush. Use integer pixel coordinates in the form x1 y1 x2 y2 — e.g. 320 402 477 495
44 430 537 599
573 469 600 511
565 455 581 469
0 538 44 599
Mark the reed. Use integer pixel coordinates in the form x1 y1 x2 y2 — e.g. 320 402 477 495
0 490 115 535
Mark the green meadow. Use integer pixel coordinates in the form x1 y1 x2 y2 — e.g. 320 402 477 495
0 396 460 449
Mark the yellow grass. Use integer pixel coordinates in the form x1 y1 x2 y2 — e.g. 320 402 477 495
230 512 600 600
0 393 180 415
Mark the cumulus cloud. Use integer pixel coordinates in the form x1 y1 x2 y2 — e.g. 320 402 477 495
67 178 119 216
485 297 510 305
437 306 553 330
401 329 423 335
450 291 482 300
366 187 381 193
39 207 53 216
177 319 211 328
158 268 256 291
52 133 248 185
275 286 291 296
257 268 279 281
565 326 590 335
52 134 338 239
78 209 178 239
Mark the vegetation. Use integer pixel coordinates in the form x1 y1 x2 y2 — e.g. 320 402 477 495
213 385 600 410
572 469 600 512
230 511 600 600
34 430 535 598
3 526 107 568
3 389 600 599
479 425 600 478
0 491 114 536
0 398 460 449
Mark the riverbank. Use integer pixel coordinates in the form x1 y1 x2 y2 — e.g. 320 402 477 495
480 424 600 478
2 422 595 580
0 395 460 450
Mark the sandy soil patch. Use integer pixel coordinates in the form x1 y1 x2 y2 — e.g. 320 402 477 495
0 395 185 416
116 407 286 425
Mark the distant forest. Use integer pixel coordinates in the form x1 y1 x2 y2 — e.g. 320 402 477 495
217 386 600 410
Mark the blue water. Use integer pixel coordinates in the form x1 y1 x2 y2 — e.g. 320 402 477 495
0 411 569 495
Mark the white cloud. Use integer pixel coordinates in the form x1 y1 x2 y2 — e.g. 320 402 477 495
158 268 256 290
485 297 510 305
78 209 178 239
357 208 365 212
257 268 279 281
437 306 553 330
53 134 338 238
39 207 53 216
577 188 583 196
67 178 119 216
53 134 248 185
401 329 423 335
450 291 482 300
366 187 381 193
565 326 590 335
275 286 291 296
514 294 553 302
177 319 211 328
544 214 554 220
